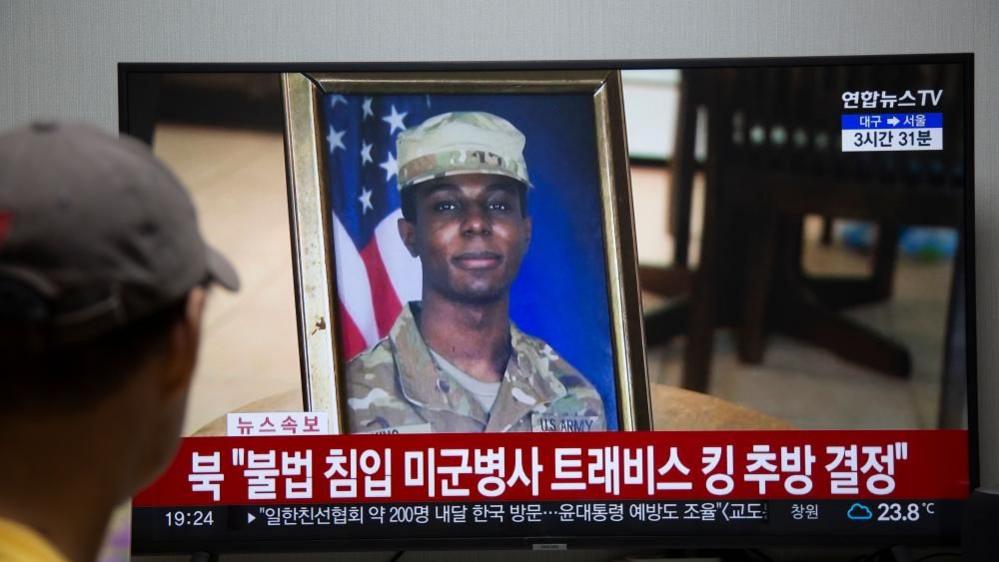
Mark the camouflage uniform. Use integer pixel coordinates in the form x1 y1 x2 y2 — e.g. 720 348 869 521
346 303 606 434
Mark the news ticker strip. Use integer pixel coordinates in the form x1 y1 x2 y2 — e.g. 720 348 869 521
134 430 969 506
132 499 962 547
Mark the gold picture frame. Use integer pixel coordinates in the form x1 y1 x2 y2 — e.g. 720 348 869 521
282 69 649 434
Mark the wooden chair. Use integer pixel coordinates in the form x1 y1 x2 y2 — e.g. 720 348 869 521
736 64 965 380
643 64 967 404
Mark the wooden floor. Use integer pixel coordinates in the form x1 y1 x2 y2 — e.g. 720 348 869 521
154 124 957 435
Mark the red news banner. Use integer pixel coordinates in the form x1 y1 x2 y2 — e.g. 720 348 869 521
134 430 969 507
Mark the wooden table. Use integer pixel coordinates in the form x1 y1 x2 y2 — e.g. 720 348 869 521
193 383 789 436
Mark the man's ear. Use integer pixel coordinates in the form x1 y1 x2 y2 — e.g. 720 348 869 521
162 286 207 398
398 217 419 258
523 215 532 251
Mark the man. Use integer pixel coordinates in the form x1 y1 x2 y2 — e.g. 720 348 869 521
346 111 605 434
0 122 239 561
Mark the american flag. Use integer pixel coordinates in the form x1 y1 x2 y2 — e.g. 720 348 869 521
321 93 434 360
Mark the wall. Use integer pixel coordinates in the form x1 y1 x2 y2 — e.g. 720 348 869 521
2 0 996 544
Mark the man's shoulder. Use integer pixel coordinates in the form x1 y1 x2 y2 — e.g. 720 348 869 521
514 331 606 430
344 339 424 433
513 330 598 393
0 517 70 562
346 337 397 376
345 339 402 401
514 330 602 402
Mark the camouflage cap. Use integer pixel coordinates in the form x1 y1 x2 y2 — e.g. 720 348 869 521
396 111 531 190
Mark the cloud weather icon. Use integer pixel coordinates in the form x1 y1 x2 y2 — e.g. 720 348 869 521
847 503 874 521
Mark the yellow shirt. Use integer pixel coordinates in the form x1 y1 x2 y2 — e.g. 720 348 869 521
0 517 69 562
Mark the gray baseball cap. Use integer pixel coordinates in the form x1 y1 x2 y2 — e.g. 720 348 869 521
0 121 239 346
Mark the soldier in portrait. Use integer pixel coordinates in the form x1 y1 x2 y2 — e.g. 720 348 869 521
345 111 606 434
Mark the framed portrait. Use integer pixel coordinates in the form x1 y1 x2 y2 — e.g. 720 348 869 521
282 69 649 434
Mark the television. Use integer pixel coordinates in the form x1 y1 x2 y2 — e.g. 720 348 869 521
120 55 975 558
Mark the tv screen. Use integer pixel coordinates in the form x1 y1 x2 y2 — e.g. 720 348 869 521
121 55 974 556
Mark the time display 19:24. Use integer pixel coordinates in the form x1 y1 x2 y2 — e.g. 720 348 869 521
164 510 215 527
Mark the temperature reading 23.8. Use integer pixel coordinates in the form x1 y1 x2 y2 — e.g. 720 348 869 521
877 502 935 522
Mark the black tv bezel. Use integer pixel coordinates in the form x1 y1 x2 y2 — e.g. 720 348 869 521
118 53 977 555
